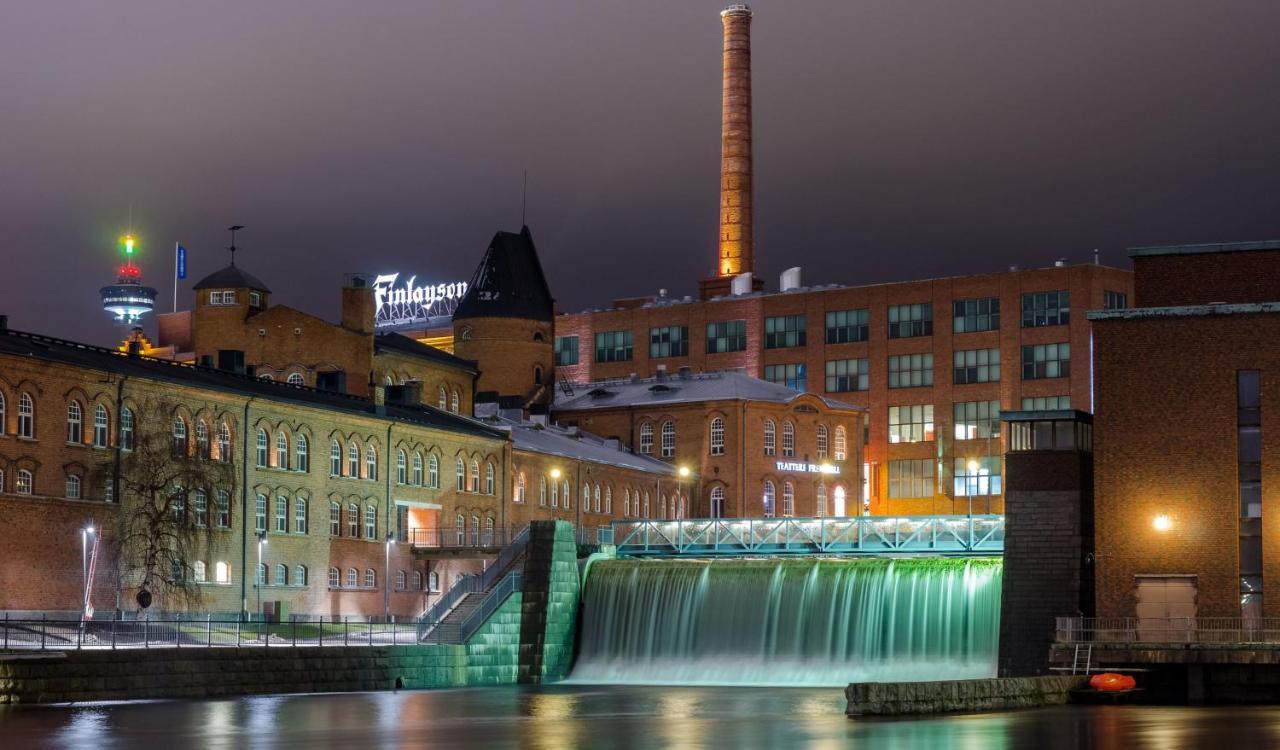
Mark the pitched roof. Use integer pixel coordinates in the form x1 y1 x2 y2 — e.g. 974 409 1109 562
486 416 677 476
453 226 554 322
192 264 272 293
375 332 478 374
553 370 865 412
0 328 503 440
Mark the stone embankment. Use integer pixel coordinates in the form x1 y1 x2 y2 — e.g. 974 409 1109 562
846 676 1088 716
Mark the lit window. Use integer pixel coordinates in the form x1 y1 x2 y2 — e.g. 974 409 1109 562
470 460 479 492
16 469 33 494
539 476 547 506
65 474 81 499
762 481 775 518
782 482 795 517
955 401 1001 440
639 422 654 455
710 417 725 456
412 453 423 485
92 404 109 448
456 458 466 491
660 421 675 458
17 393 34 439
782 421 795 457
888 354 933 389
816 424 828 459
294 497 308 534
888 405 935 444
217 422 230 461
515 472 526 503
438 386 448 410
215 562 231 584
1021 290 1070 327
764 315 806 349
562 481 571 510
953 348 1000 385
887 303 933 338
764 363 805 391
954 457 1002 497
287 372 304 385
763 419 775 456
451 390 460 414
834 426 847 461
486 463 495 495
888 459 934 499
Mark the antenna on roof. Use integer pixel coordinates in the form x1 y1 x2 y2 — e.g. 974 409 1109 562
521 168 528 227
227 225 244 266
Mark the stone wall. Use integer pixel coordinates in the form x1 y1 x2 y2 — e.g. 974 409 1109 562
845 675 1088 716
517 520 581 683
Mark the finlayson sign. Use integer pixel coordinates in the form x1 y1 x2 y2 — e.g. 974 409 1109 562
372 273 468 328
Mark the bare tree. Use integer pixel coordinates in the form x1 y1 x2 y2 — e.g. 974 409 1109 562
95 396 237 613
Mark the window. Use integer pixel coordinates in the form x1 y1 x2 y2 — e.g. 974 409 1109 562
595 330 633 362
763 418 778 456
18 393 34 439
428 454 439 488
1021 395 1070 410
216 490 230 528
953 348 1000 384
709 486 724 518
825 309 869 344
953 297 1000 333
764 315 806 349
583 485 591 510
762 481 776 518
275 496 288 533
764 363 806 391
438 386 447 410
294 497 308 534
396 570 406 590
555 335 580 366
486 463 495 495
102 477 112 503
215 561 231 584
273 564 287 586
706 320 747 353
451 390 460 414
1021 291 1070 327
329 567 340 587
217 422 230 461
710 417 725 456
296 435 308 472
955 400 1000 440
594 485 602 513
428 571 440 592
816 424 829 459
172 416 188 455
562 480 572 510
639 422 654 455
888 353 933 388
539 476 547 506
347 568 358 588
412 453 423 485
194 489 207 527
255 494 267 532
330 440 342 476
255 564 267 586
889 405 935 443
330 501 341 536
193 561 206 583
348 503 359 537
366 445 377 481
456 458 466 491
0 393 5 436
622 488 630 516
825 358 868 393
1104 290 1127 310
92 404 109 448
954 456 1002 496
551 477 559 508
275 431 288 469
604 487 612 514
365 569 376 588
256 429 268 467
365 505 377 539
661 420 676 458
413 571 423 590
286 372 304 385
293 565 307 587
66 401 83 444
65 474 81 499
888 459 934 498
1021 343 1070 379
782 421 795 457
888 303 932 338
172 560 186 584
782 482 795 517
15 469 32 495
397 450 407 484
209 290 237 305
469 460 479 492
650 326 689 358
196 421 209 458
834 426 847 461
347 442 359 477
169 488 186 523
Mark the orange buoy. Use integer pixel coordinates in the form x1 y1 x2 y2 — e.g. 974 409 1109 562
1090 673 1136 691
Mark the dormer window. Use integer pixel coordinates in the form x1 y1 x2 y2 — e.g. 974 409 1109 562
249 291 262 307
209 291 237 306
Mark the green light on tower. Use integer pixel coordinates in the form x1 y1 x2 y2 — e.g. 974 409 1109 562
124 235 135 256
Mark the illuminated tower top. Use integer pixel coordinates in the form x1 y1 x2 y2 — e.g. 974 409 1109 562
100 233 158 327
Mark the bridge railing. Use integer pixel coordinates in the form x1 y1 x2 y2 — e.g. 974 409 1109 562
1056 616 1280 645
610 515 1005 556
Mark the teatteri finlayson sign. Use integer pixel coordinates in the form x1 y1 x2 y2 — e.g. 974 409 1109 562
372 273 468 328
776 461 841 475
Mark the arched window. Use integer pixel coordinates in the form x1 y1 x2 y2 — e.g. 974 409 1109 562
287 372 305 385
384 374 394 386
539 476 547 506
93 404 109 448
834 426 847 461
562 481 571 510
17 393 34 439
66 400 82 444
16 469 33 495
660 420 676 458
274 564 287 586
782 481 795 517
782 421 795 457
583 484 590 510
816 483 827 517
193 561 206 583
330 440 342 476
455 513 466 545
470 515 480 546
486 462 495 495
294 497 308 534
0 392 5 435
397 450 407 484
329 567 340 587
330 501 341 535
365 569 376 588
762 480 776 518
196 421 209 458
816 424 829 459
643 491 651 518
428 571 440 592
260 374 274 382
515 472 527 503
215 561 231 584
255 429 268 467
412 452 423 486
396 570 406 590
604 486 612 514
456 458 466 491
451 390 460 414
710 486 725 518
710 417 725 456
255 494 268 532
412 571 423 590
428 454 439 488
623 488 630 516
293 565 307 586
65 474 81 499
172 416 188 455
217 422 230 461
763 419 776 456
639 422 654 454
366 445 378 481
470 459 479 492
216 490 231 527
275 431 288 469
364 504 377 539
438 386 448 410
119 407 134 451
347 503 359 537
550 478 559 508
659 495 667 518
347 441 359 477
594 484 602 513
296 435 309 472
346 568 358 588
193 489 207 527
275 495 288 533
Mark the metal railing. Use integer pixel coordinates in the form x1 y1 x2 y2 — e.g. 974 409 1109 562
1056 617 1280 645
403 525 526 550
415 526 530 640
611 515 1005 556
458 572 522 643
0 613 421 651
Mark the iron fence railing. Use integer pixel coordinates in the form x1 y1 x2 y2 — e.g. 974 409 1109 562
458 572 521 643
1056 616 1280 645
403 525 526 550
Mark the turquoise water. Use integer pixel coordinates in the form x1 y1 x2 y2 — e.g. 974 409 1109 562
570 557 1003 686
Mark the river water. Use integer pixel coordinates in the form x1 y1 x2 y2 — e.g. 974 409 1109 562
4 686 1280 749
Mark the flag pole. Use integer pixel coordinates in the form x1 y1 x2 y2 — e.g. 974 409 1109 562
173 242 179 312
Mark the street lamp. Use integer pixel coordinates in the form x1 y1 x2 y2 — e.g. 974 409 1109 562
384 533 395 622
255 532 267 621
965 460 980 518
81 525 95 622
677 466 691 519
1153 514 1173 532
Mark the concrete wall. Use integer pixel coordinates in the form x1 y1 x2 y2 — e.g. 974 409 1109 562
845 675 1088 716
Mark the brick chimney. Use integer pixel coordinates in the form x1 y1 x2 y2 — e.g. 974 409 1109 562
342 277 376 335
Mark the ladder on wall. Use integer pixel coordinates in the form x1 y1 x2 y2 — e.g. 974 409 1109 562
1071 643 1093 675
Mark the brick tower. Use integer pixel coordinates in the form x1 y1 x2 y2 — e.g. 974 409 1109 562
701 4 763 300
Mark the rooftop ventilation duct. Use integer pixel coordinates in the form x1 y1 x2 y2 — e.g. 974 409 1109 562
780 267 802 291
730 273 754 296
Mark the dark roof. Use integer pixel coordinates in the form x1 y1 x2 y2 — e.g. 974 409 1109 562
0 328 503 440
192 264 272 293
554 370 865 413
453 226 554 322
1128 240 1280 258
375 332 478 374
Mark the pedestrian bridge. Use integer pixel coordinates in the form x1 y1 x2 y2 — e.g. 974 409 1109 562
609 515 1005 557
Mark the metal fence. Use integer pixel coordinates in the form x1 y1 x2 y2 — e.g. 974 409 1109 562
1056 616 1280 645
403 524 611 549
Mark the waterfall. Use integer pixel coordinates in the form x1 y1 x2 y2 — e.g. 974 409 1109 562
569 557 1002 687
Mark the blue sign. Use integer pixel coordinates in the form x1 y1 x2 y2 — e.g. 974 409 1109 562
176 245 187 279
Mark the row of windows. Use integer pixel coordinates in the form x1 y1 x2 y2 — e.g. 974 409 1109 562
886 457 1003 499
800 345 1071 394
635 418 850 461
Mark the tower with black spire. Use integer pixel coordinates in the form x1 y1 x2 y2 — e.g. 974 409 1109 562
452 226 555 409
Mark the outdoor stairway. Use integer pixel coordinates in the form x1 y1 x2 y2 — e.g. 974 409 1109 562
420 592 488 644
417 526 530 644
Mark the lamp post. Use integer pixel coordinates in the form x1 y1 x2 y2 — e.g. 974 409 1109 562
255 532 267 621
81 525 95 622
550 468 562 532
384 533 395 623
677 466 691 519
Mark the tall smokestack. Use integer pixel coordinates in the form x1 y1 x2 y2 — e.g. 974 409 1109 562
701 5 762 301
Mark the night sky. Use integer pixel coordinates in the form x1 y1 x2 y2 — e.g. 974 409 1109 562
3 0 1279 346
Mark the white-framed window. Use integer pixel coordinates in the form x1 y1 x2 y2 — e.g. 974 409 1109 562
583 484 590 510
643 492 650 517
16 469 32 495
294 497 308 534
366 445 378 481
347 568 358 587
412 571 423 590
102 477 111 503
551 478 559 508
292 565 307 587
287 372 304 385
451 390 460 414
764 419 776 456
217 422 230 461
329 501 340 536
782 481 795 517
216 490 230 528
515 472 526 503
486 462 495 495
639 422 653 454
428 571 440 592
412 453 423 486
330 440 342 476
396 570 406 590
397 450 407 484
296 435 308 472
65 474 81 499
365 569 376 588
194 489 207 527
215 561 231 584
209 290 237 305
0 392 5 435
438 386 447 410
348 503 359 537
762 480 775 518
816 424 828 459
195 421 209 458
120 407 134 451
169 488 186 523
365 504 377 539
428 454 439 488
93 404 109 448
255 494 267 532
604 487 612 514
275 495 288 533
539 476 547 506
710 486 725 518
816 483 827 517
470 460 479 492
888 404 935 444
329 567 340 587
274 564 287 586
660 420 675 458
172 415 188 455
594 485 602 513
455 513 466 545
562 481 571 510
275 431 288 469
256 429 268 467
348 442 359 477
456 458 466 491
623 488 630 516
17 393 34 439
782 421 795 457
193 561 207 583
710 417 725 456
834 426 847 461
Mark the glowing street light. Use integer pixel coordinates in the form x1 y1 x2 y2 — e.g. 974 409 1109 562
550 468 562 480
255 532 268 620
1153 514 1173 532
81 525 96 622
